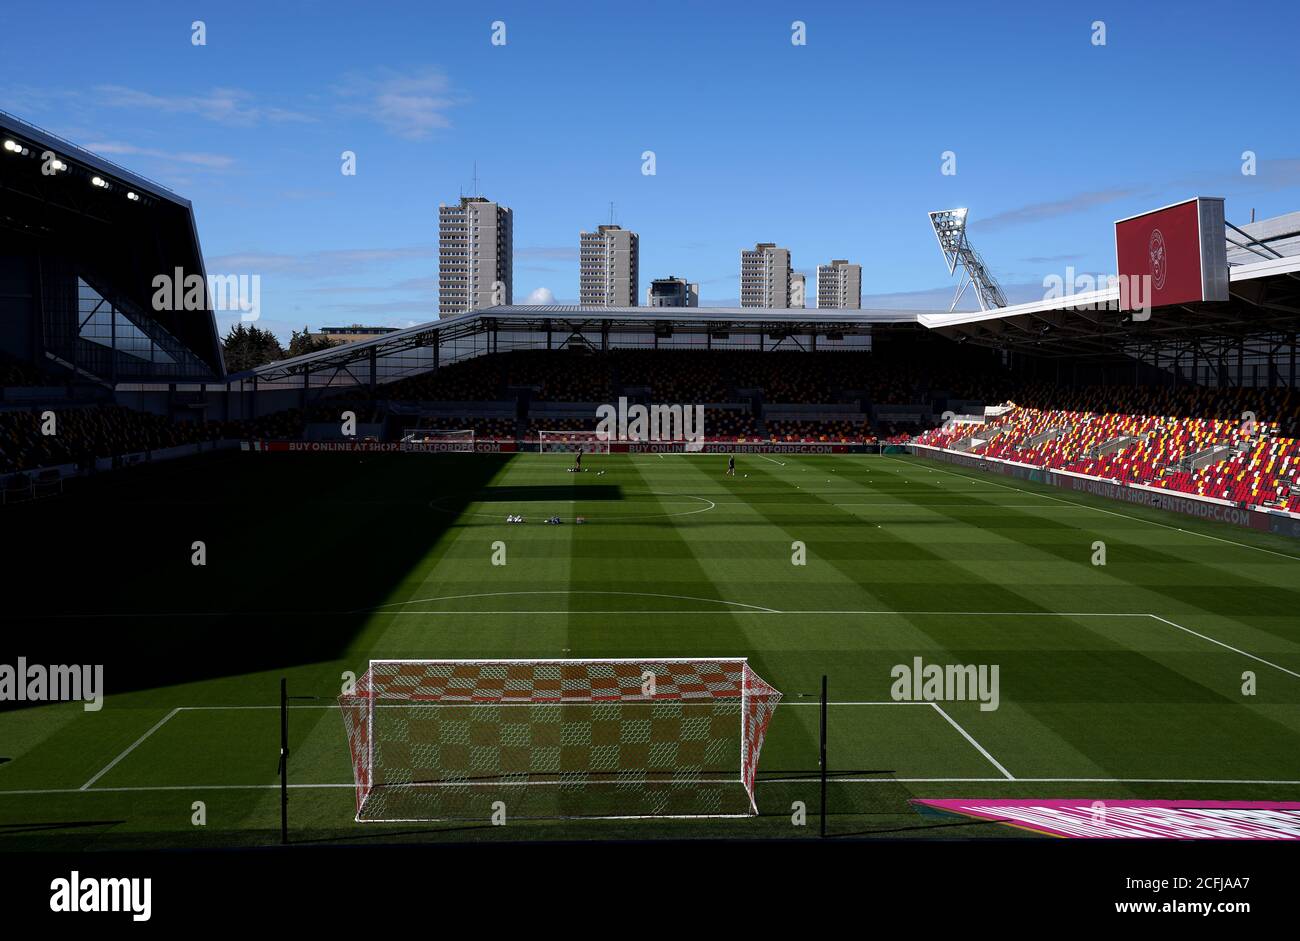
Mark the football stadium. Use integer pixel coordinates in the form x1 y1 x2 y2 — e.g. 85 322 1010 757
3 103 1299 857
2 4 1299 920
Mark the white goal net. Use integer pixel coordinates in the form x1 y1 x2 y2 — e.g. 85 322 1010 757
400 428 474 452
537 430 610 454
338 658 782 822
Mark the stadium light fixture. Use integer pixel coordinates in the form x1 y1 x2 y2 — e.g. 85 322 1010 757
3 139 30 156
928 207 1008 313
126 191 139 201
91 176 109 188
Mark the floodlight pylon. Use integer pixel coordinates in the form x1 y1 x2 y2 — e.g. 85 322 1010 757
928 208 1008 312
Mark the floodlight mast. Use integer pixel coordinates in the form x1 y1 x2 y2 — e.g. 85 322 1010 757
928 208 1008 312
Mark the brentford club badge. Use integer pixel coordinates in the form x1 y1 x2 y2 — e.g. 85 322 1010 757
1148 228 1168 291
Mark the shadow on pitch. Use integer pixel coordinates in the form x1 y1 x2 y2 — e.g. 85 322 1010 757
289 822 498 845
0 820 126 835
445 484 623 503
3 450 518 701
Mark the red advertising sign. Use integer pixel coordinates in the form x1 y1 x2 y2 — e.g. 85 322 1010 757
1115 197 1227 311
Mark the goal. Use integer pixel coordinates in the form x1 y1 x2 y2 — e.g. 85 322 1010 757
537 430 610 454
338 658 782 822
400 428 474 452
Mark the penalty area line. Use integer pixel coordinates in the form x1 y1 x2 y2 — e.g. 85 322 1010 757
927 702 1015 780
1146 613 1300 680
79 707 180 791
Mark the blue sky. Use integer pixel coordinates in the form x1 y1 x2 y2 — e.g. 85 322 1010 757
3 0 1298 340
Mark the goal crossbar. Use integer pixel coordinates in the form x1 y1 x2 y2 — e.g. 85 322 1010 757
400 428 475 452
536 430 609 453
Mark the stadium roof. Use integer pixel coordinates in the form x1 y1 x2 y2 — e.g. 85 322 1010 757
1226 211 1300 265
240 304 913 383
0 109 225 379
921 254 1300 358
240 250 1300 384
0 110 186 207
461 304 921 323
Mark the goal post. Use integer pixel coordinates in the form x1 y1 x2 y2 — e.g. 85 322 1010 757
400 428 474 452
537 430 610 454
338 658 781 822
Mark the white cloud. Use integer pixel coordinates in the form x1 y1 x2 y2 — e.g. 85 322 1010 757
523 287 556 305
85 140 235 170
973 187 1146 232
336 67 464 140
205 246 433 278
95 85 314 126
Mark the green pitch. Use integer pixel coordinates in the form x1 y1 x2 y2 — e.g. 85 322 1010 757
3 450 1299 849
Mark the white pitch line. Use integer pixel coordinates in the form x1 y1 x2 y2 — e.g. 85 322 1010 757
775 610 1147 617
11 776 1300 798
224 607 1300 684
10 606 1143 619
927 702 1015 780
757 490 1017 495
6 784 356 796
177 705 332 711
760 776 1300 786
831 503 1092 509
374 610 1150 616
785 701 926 706
1146 614 1300 680
375 609 1152 616
369 590 777 614
79 708 180 791
890 455 1300 563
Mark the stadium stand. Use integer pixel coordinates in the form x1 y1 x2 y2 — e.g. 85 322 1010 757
1154 433 1300 510
405 415 516 439
766 418 873 442
0 405 320 473
914 392 1300 513
0 350 52 387
5 335 1298 517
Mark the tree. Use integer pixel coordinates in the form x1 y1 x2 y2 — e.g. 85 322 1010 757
222 323 285 372
288 326 338 358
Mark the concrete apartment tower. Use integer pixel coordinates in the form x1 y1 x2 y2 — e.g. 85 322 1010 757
740 243 793 308
579 224 639 307
646 276 699 307
816 259 862 309
438 196 513 317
